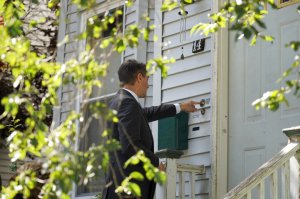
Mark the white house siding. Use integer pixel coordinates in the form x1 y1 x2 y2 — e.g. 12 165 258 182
0 148 14 186
54 0 78 125
154 1 212 198
144 0 155 107
123 3 137 61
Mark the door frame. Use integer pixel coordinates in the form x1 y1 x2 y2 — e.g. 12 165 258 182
211 0 229 198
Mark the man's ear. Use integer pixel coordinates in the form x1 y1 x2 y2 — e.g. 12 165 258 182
136 73 143 82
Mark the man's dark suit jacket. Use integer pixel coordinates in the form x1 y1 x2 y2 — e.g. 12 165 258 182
102 89 177 199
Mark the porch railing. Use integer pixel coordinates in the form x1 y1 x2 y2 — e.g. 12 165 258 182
223 126 300 199
156 149 206 199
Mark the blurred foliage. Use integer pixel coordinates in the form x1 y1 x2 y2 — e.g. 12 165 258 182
252 41 300 111
0 0 177 198
191 0 276 44
115 150 166 197
3 0 299 198
0 0 57 139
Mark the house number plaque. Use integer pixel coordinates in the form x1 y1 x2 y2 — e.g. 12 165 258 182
192 39 205 53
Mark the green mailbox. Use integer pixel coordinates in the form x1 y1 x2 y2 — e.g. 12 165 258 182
158 112 189 150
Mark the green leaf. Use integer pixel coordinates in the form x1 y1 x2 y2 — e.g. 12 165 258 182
181 0 193 4
116 39 126 53
115 186 124 193
145 169 155 180
100 39 111 49
255 18 266 29
130 172 144 181
115 10 123 16
269 102 279 111
243 28 252 40
190 24 198 35
161 0 178 11
260 35 274 42
250 35 257 46
48 0 60 8
0 124 5 129
268 0 275 4
29 20 38 28
125 0 134 7
38 17 46 23
286 41 300 51
108 16 115 24
124 156 140 168
128 182 141 197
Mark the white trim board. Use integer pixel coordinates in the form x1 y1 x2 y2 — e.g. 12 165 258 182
211 0 229 199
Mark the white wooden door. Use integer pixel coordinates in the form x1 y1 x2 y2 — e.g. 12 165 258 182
228 3 300 190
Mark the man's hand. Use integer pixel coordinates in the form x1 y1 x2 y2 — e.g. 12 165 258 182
180 101 200 112
158 162 166 172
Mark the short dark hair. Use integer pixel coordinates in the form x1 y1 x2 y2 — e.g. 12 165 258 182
118 59 146 86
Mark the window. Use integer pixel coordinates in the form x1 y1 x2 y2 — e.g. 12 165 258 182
277 0 300 8
76 2 124 197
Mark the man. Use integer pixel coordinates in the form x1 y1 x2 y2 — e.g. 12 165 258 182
102 59 199 199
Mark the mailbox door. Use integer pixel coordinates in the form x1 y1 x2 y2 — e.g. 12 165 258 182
158 112 189 150
158 117 176 150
